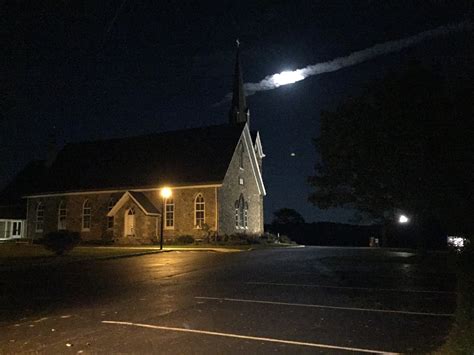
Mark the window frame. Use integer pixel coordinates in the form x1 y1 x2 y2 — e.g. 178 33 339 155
35 202 44 233
164 197 175 230
244 201 249 229
194 194 205 228
58 200 67 230
235 195 248 230
82 199 92 231
12 221 22 237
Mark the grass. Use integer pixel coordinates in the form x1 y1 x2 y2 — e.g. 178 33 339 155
0 241 294 267
437 244 474 354
0 243 164 267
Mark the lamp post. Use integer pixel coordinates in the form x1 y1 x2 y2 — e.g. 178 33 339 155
160 187 172 250
398 214 409 224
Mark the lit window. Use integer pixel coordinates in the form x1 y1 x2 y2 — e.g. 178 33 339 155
235 203 239 228
35 202 44 232
235 194 248 229
239 177 244 185
58 200 67 230
82 200 91 231
165 198 174 229
107 198 115 229
244 202 249 229
195 194 205 228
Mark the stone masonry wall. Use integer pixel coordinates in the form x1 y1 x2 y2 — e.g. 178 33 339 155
218 127 264 236
140 188 218 242
26 187 218 243
26 192 123 242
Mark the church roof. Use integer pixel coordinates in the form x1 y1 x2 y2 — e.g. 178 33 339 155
108 191 160 217
29 123 245 195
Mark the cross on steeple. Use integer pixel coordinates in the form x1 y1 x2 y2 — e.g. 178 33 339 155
229 40 249 125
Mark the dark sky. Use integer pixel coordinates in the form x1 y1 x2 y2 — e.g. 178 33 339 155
1 1 472 223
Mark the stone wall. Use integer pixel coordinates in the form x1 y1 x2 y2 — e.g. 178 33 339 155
140 188 218 242
26 192 123 242
218 127 264 236
111 198 159 244
26 187 219 243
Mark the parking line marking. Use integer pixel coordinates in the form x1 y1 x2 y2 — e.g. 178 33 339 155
195 296 454 317
246 281 456 295
102 320 399 354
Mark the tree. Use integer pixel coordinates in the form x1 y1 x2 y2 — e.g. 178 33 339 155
309 62 474 238
271 208 305 241
272 208 305 226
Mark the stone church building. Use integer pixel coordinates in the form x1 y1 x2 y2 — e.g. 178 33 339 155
0 48 266 244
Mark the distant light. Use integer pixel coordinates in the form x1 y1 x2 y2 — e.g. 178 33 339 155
290 152 296 157
160 187 172 199
447 236 467 249
398 215 409 224
271 70 305 87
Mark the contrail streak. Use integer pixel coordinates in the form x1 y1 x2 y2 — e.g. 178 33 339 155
219 21 471 103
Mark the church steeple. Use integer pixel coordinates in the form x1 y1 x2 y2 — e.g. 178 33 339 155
229 40 249 125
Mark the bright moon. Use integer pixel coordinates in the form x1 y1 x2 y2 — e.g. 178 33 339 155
271 70 305 87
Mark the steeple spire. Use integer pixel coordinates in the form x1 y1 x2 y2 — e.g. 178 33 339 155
229 39 249 125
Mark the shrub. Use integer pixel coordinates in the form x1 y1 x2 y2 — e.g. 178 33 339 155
222 233 261 245
277 234 293 244
42 230 81 256
175 235 195 245
438 239 474 353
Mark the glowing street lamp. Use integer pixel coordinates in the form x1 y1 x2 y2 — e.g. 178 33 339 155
398 214 409 224
161 187 172 199
160 187 172 250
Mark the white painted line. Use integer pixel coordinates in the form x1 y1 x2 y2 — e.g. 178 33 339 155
195 296 454 317
102 320 399 354
246 281 456 295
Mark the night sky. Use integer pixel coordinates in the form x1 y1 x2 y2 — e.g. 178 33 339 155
1 1 472 223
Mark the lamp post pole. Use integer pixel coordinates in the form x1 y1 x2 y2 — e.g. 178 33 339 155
159 187 172 250
160 196 165 250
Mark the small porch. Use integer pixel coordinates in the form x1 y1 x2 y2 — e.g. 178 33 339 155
107 191 161 244
0 219 26 241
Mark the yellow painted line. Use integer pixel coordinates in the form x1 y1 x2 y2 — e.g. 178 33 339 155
246 281 456 294
102 320 399 354
196 296 454 317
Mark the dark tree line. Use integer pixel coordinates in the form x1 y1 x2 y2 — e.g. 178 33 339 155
309 62 474 242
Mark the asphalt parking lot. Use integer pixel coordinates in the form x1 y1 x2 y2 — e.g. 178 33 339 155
0 247 456 354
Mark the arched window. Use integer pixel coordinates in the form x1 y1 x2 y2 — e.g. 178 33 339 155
107 198 115 229
58 200 67 230
35 202 44 232
235 200 240 228
165 198 174 229
239 142 244 169
244 201 249 229
82 200 91 231
194 194 205 228
234 195 248 229
124 208 135 236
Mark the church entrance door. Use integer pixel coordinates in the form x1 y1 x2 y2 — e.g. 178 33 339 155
124 208 135 236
